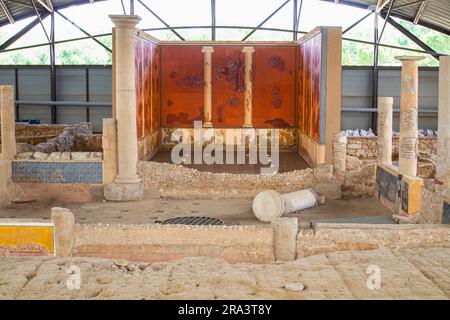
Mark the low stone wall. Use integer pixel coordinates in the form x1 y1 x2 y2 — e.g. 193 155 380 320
138 161 342 199
346 136 437 161
420 181 445 224
16 151 102 161
73 223 274 263
297 223 450 257
1 123 103 154
342 158 376 198
74 135 102 152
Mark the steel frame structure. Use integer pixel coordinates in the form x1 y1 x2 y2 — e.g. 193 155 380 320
0 0 447 125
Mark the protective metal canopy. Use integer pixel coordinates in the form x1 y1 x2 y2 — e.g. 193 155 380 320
0 0 106 27
0 0 448 35
322 0 449 35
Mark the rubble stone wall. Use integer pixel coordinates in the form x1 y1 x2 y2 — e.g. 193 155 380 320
138 161 342 200
346 136 437 161
297 223 450 257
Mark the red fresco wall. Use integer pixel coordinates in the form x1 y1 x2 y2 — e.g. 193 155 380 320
161 45 295 128
135 37 161 138
297 33 322 142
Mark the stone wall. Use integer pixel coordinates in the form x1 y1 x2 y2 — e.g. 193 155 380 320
1 123 103 154
73 223 274 263
419 181 444 224
16 151 102 161
335 135 437 199
346 136 437 162
342 158 376 198
138 161 342 200
297 223 450 257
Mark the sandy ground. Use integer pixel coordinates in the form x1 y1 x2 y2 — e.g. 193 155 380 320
0 197 390 226
0 247 448 300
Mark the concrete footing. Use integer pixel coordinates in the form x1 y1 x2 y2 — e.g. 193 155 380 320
103 182 144 201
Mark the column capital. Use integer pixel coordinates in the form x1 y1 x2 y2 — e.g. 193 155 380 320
395 55 424 63
242 46 255 54
378 96 393 104
201 46 214 53
109 15 141 28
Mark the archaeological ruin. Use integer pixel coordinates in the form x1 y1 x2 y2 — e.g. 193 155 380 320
0 0 449 301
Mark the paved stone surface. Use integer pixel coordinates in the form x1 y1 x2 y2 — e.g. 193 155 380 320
0 247 448 300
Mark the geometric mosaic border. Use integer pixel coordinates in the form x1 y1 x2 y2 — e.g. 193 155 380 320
12 161 102 184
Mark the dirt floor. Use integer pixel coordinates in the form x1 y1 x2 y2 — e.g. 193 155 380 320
0 197 391 226
151 150 309 174
0 247 448 299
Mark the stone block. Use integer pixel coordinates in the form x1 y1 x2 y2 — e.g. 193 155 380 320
51 207 75 257
104 181 144 201
33 152 48 160
271 217 298 261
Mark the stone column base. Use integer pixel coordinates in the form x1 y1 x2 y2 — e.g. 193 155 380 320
104 181 144 201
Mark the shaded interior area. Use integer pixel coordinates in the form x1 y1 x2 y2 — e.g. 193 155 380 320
0 197 391 226
150 150 309 174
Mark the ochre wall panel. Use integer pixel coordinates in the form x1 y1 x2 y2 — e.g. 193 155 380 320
253 46 295 128
161 45 295 128
297 33 321 142
162 46 204 128
211 46 245 127
135 37 144 138
134 34 161 160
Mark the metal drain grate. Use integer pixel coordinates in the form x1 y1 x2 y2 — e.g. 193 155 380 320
160 216 224 225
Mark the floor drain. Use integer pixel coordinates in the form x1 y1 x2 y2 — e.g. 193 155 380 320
160 216 224 225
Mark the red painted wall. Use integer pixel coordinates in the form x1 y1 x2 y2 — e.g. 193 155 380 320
161 45 295 128
297 34 321 141
135 37 161 139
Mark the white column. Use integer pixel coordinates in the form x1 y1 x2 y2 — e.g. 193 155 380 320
377 97 393 165
104 15 143 202
436 56 450 182
395 56 423 177
110 15 141 184
242 47 255 128
202 46 214 128
0 85 16 160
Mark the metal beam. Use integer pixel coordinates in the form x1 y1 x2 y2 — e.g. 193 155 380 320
0 0 15 24
242 0 290 41
392 0 425 11
293 0 297 40
371 13 379 133
295 0 303 36
378 0 395 44
137 0 185 40
55 10 112 53
36 0 52 12
413 0 427 25
120 0 126 14
211 0 216 41
31 0 50 42
0 13 49 50
384 15 439 60
5 0 34 9
129 0 134 14
376 0 390 12
50 11 56 124
343 11 373 34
